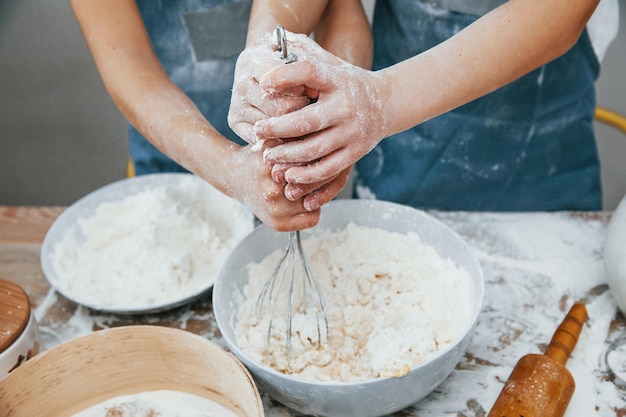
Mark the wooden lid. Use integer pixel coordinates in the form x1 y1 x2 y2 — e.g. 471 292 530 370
0 279 31 353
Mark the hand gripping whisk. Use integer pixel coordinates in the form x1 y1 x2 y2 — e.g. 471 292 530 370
255 26 329 358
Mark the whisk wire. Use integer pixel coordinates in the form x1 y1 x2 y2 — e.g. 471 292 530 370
286 231 297 355
255 230 329 358
297 231 329 343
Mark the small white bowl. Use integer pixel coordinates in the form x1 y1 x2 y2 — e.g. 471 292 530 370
0 279 40 378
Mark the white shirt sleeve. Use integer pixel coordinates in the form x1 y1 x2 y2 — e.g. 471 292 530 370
586 0 620 63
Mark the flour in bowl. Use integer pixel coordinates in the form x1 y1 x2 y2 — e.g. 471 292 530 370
72 390 239 417
51 175 252 310
235 223 475 382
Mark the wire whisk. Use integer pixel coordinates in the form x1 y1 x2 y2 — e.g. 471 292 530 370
255 230 329 357
254 26 329 358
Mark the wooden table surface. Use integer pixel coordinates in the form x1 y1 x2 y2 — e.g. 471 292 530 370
1 206 625 417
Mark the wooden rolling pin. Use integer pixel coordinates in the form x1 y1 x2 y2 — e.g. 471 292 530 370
487 302 588 417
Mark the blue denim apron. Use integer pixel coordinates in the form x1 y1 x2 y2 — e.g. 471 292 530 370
355 0 602 211
130 0 251 174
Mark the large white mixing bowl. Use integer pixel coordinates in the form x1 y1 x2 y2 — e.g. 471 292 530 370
214 199 484 417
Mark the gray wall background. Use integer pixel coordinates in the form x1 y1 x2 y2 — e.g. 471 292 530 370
1 1 625 209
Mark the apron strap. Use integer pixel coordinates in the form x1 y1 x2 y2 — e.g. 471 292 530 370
421 0 507 16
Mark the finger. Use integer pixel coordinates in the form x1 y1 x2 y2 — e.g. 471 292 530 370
228 104 268 144
257 95 311 118
302 167 353 211
239 77 308 113
283 165 345 202
263 127 346 165
283 148 353 184
259 60 336 96
254 99 343 141
270 158 310 184
280 85 307 97
284 175 332 202
228 79 265 142
230 97 268 123
305 86 319 100
270 163 290 184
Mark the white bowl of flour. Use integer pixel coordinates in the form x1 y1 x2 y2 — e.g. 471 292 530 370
214 199 484 417
41 173 255 314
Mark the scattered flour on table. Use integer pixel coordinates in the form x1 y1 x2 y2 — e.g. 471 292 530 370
236 223 476 382
411 212 623 417
51 176 251 310
72 390 239 417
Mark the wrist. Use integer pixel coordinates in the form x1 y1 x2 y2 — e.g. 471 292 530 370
371 69 394 142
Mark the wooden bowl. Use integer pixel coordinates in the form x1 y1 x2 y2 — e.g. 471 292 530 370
0 326 264 417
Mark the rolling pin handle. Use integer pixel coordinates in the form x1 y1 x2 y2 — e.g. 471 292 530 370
544 303 587 365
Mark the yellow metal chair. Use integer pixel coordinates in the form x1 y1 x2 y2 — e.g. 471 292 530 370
127 159 136 178
595 106 626 135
